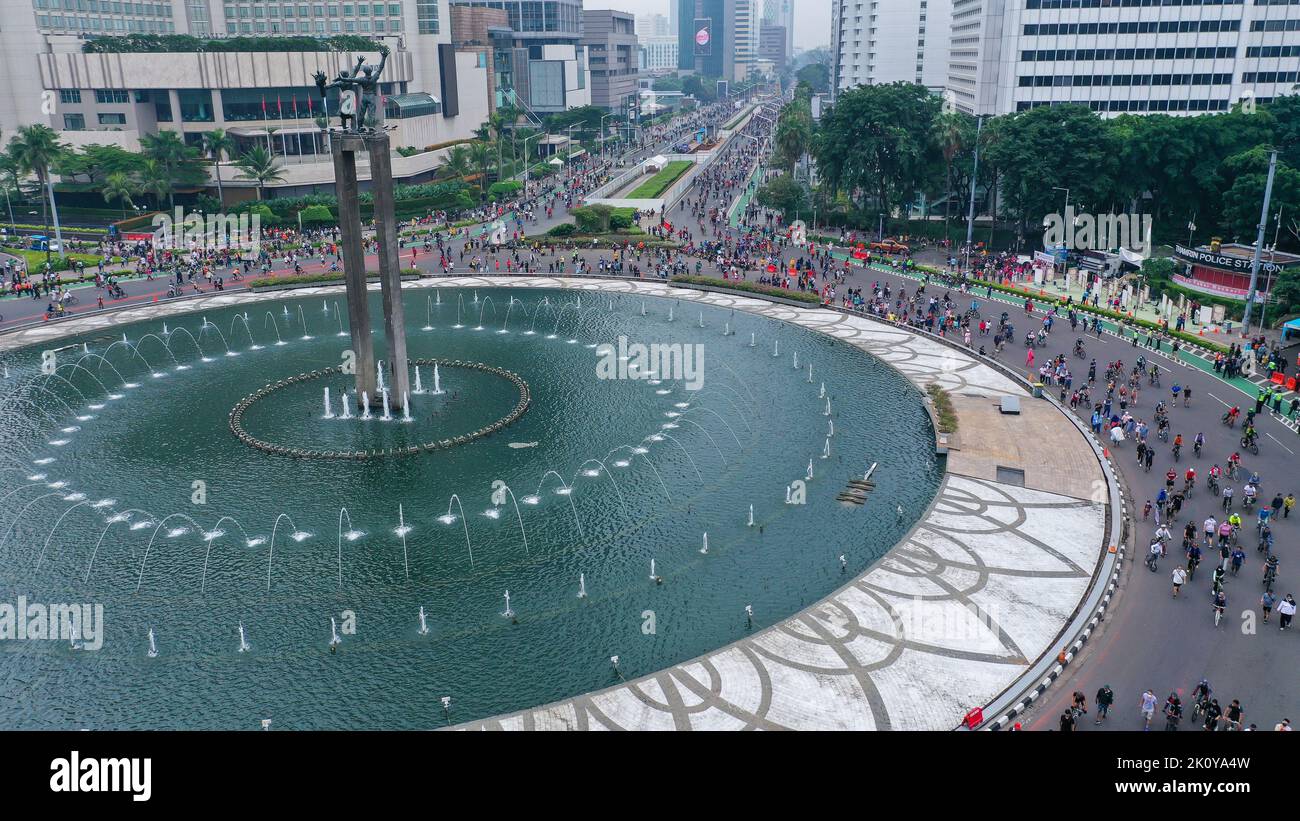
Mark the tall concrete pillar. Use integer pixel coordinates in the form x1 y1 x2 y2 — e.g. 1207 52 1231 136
366 132 410 411
332 133 378 408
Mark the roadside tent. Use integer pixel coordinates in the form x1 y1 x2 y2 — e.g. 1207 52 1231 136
1283 317 1300 342
644 155 667 172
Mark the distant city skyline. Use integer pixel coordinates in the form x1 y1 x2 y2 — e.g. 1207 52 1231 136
584 0 830 51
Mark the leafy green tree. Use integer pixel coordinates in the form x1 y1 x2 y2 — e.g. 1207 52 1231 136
812 83 941 226
1218 147 1300 242
795 63 830 95
982 105 1119 238
756 174 809 219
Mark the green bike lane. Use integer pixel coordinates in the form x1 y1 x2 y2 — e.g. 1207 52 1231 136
726 180 1295 423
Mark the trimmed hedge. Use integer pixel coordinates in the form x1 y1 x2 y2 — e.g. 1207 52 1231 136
670 275 823 305
246 268 421 289
0 222 109 235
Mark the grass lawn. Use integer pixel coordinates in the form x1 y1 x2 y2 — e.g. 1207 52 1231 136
0 246 105 272
627 161 692 199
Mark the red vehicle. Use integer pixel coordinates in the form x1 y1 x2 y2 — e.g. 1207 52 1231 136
869 239 910 254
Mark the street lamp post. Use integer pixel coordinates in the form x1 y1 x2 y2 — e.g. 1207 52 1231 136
964 115 984 273
1242 149 1278 332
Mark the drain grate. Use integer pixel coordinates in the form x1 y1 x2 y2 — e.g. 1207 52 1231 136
995 466 1025 486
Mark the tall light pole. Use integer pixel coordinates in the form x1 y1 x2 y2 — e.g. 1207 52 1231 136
1051 186 1070 279
1242 149 1277 332
964 115 984 271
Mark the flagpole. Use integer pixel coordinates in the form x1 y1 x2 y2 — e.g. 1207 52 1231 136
294 96 304 158
262 95 271 152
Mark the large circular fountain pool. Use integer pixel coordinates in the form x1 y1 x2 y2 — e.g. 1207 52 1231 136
0 286 942 728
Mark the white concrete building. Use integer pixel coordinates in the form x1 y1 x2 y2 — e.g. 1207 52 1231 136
946 0 1300 116
640 35 680 73
0 0 493 147
831 0 953 94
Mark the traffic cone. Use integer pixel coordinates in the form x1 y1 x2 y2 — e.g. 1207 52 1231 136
1103 447 1110 458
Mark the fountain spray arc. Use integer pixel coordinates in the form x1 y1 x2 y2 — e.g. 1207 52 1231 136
331 129 410 412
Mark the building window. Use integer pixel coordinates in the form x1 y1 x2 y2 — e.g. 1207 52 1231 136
59 88 81 104
178 89 214 122
94 89 129 103
97 112 127 125
416 0 438 33
63 113 86 130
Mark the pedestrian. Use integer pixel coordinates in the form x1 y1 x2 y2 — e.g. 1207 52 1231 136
1060 710 1076 731
1171 565 1186 597
1285 493 1295 519
1262 590 1277 623
1095 685 1114 724
1279 594 1296 630
1140 689 1158 730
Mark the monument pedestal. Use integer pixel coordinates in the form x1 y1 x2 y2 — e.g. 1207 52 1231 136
331 130 409 411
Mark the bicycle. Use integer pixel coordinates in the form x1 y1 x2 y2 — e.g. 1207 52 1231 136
1213 602 1225 627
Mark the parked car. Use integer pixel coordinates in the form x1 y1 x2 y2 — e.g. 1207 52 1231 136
869 239 909 254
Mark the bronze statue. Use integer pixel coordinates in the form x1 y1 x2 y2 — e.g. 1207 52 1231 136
314 43 389 133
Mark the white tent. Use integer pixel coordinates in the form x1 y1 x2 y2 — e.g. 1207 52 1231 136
644 154 668 172
548 156 564 166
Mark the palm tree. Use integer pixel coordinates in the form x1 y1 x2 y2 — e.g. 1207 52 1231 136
444 145 473 180
468 140 494 193
138 159 172 210
203 128 236 208
140 130 192 209
932 111 967 241
101 171 137 219
9 124 67 259
233 145 286 200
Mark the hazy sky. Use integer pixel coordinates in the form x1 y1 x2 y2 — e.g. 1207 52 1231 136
584 0 832 50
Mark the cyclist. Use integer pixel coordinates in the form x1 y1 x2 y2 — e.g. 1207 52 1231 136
1208 464 1222 495
1193 432 1205 458
1192 679 1213 716
1172 433 1183 461
1184 466 1196 495
1186 541 1203 579
1164 694 1184 731
1227 452 1242 478
1223 406 1240 427
1212 589 1227 628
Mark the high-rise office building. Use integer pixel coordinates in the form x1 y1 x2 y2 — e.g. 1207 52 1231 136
450 0 588 115
676 0 761 83
946 0 1300 116
761 0 793 62
831 0 952 94
582 8 638 112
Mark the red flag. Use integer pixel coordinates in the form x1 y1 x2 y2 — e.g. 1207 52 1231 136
277 94 283 117
307 94 313 114
261 95 267 116
293 96 299 119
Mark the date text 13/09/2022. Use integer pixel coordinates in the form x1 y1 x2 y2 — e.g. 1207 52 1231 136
1118 758 1251 774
